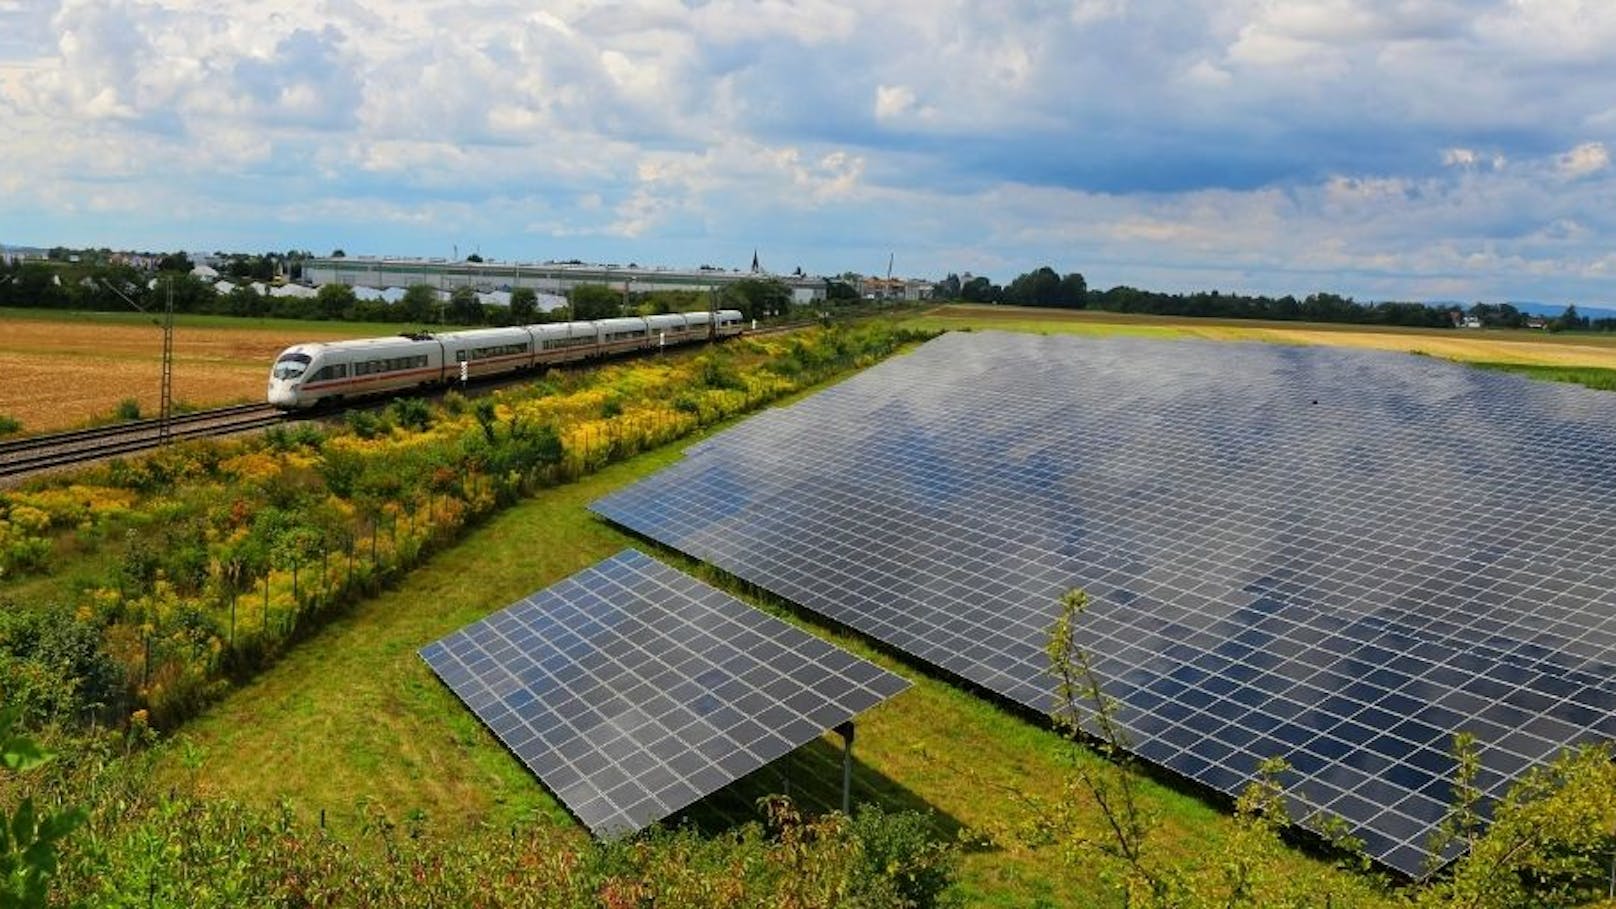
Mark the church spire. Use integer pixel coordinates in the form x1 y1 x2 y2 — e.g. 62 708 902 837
751 249 760 273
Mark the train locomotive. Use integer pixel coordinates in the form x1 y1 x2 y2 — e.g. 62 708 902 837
268 310 746 409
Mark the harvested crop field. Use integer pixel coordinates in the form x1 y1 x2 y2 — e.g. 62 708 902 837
0 310 393 432
918 304 1616 368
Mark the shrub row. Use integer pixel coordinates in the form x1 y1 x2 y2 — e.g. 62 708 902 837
0 324 934 733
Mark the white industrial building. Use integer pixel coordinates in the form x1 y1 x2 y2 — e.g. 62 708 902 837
303 257 830 305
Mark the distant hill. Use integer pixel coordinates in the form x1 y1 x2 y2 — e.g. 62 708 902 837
1425 299 1616 320
1508 300 1616 319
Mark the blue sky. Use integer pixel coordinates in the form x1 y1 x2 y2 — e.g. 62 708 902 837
3 0 1616 303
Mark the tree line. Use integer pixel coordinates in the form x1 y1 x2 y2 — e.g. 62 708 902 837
936 266 1607 332
0 257 800 327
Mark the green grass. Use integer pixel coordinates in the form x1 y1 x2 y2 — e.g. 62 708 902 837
150 403 1385 909
1467 360 1616 392
904 312 1205 340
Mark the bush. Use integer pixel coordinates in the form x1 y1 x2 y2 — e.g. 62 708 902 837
386 397 433 431
0 605 125 726
117 530 161 597
0 707 85 907
51 784 957 908
848 805 961 908
440 389 469 416
0 415 20 437
697 355 745 391
345 410 387 440
263 423 325 452
114 399 142 421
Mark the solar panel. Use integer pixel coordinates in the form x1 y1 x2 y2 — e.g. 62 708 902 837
419 549 910 837
591 331 1616 875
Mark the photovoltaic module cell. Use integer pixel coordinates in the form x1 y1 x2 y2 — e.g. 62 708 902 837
419 549 909 837
590 331 1616 875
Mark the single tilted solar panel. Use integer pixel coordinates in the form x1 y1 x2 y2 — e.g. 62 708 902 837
420 548 909 837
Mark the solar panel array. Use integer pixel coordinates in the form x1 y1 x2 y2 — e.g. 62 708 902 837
419 548 909 837
591 330 1616 875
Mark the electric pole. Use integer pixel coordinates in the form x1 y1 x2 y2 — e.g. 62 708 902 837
159 282 174 443
101 276 176 444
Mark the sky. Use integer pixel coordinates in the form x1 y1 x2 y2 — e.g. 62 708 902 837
3 0 1616 303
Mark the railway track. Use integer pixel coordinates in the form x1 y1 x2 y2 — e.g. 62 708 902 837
0 317 843 484
0 403 288 481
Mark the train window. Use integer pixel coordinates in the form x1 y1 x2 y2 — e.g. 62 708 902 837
470 342 529 360
368 355 429 373
273 353 311 379
309 364 349 382
456 350 469 363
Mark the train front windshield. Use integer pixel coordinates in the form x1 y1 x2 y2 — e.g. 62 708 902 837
273 353 311 380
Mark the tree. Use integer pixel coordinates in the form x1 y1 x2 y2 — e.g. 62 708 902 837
1058 272 1088 308
569 284 622 320
1003 267 1060 307
1551 304 1587 332
315 283 357 321
960 276 999 304
147 273 216 314
723 278 792 321
465 253 483 263
156 251 193 273
1000 266 1087 309
509 287 539 324
330 248 346 258
448 286 482 325
223 282 264 317
400 284 439 323
826 280 860 302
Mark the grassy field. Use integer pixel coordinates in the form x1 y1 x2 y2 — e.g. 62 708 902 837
915 304 1616 368
154 440 1385 907
75 304 1616 903
0 308 475 433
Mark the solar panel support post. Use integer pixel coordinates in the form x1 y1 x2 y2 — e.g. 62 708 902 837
835 721 855 815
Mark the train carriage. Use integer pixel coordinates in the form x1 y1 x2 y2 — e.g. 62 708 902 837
532 321 599 364
269 336 444 408
592 317 653 356
714 311 745 337
268 309 748 409
438 327 537 380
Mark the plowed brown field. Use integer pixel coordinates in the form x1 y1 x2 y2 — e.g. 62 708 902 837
0 313 384 432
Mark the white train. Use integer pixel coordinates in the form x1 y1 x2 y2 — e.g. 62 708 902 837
268 310 746 409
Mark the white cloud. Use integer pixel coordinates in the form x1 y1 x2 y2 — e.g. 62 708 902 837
6 0 1616 307
1443 147 1478 167
1557 142 1610 178
874 84 915 121
1070 0 1125 26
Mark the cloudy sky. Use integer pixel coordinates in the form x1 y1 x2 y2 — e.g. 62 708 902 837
3 0 1615 302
